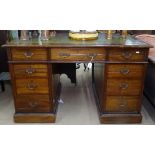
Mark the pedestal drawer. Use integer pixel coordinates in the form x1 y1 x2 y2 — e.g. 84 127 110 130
15 95 52 112
108 49 147 61
51 48 105 61
11 48 48 61
15 78 49 94
105 96 140 113
13 64 48 77
106 64 145 78
106 79 142 95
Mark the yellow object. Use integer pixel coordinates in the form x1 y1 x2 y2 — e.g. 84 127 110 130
107 30 112 39
122 30 128 38
69 30 98 40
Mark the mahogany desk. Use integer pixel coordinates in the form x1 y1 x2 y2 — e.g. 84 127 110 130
3 32 152 124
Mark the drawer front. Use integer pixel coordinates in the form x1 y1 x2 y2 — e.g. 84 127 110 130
15 78 49 94
105 96 140 112
106 64 145 78
13 64 48 77
108 49 146 61
51 48 105 61
15 95 51 112
11 48 48 61
106 79 142 95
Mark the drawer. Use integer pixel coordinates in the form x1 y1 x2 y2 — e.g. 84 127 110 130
106 79 142 95
51 48 105 61
13 64 48 77
105 96 140 113
15 95 51 112
11 48 48 61
106 64 145 78
108 49 147 61
15 78 49 94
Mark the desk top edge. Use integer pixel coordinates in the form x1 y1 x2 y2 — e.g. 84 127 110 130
2 32 153 48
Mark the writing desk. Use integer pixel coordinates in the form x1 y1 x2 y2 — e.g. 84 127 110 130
3 32 152 124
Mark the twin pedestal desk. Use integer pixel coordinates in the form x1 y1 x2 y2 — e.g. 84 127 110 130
3 32 152 124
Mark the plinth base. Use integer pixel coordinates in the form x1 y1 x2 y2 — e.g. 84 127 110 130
14 113 56 123
100 113 142 124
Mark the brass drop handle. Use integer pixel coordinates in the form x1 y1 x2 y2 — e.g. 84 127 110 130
59 53 70 58
119 100 128 111
119 101 127 107
27 83 37 90
122 51 132 59
29 102 38 108
119 83 128 89
87 53 97 58
25 68 36 74
120 68 130 75
24 51 34 58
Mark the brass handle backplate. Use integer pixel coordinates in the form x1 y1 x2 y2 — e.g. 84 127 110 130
26 83 38 90
24 51 34 58
59 53 98 59
87 53 97 58
25 68 36 74
119 100 128 111
119 83 129 89
119 101 127 107
59 53 70 58
122 51 132 59
28 102 38 108
120 68 130 75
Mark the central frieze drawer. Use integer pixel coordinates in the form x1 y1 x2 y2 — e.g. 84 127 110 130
106 79 142 95
15 78 49 94
104 96 140 112
11 48 48 61
106 64 145 78
13 64 48 77
51 48 105 61
15 95 51 113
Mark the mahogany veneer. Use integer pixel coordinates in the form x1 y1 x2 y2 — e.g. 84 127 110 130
2 32 152 123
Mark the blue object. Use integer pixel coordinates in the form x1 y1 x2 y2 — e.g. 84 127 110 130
10 30 19 40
